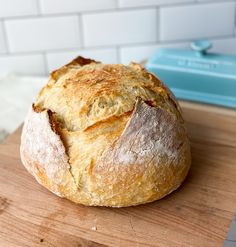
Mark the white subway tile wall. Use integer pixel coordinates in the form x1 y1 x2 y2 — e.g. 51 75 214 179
0 0 235 75
46 48 118 72
0 54 45 75
40 0 116 14
5 16 81 52
82 9 157 47
159 2 235 41
120 42 189 65
211 38 236 55
0 0 38 18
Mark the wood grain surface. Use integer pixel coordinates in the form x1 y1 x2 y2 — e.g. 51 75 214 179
0 101 236 247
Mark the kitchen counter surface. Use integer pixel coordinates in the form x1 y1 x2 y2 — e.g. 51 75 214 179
0 74 46 143
0 101 236 247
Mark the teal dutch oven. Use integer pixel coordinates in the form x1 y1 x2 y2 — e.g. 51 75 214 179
146 40 236 109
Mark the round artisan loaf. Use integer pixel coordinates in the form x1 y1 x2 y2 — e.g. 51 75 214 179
20 56 191 207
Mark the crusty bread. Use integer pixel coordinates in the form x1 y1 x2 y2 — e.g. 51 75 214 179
20 56 191 207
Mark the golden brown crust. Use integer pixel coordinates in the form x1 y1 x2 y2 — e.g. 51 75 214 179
51 56 99 81
20 56 191 207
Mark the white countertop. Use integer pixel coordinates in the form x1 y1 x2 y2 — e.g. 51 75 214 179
0 74 47 142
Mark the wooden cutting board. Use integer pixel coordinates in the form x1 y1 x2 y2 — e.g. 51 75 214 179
0 101 236 247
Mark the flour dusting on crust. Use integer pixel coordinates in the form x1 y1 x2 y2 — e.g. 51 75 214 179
20 106 74 196
100 98 186 167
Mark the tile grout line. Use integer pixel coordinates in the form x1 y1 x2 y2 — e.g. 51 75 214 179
0 33 235 59
42 52 49 75
78 13 84 49
156 7 160 42
35 0 42 16
111 0 232 11
0 46 119 57
1 20 10 54
115 0 119 9
116 46 121 63
116 34 236 50
235 2 236 35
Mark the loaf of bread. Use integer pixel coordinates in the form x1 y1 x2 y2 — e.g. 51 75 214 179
20 56 191 207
